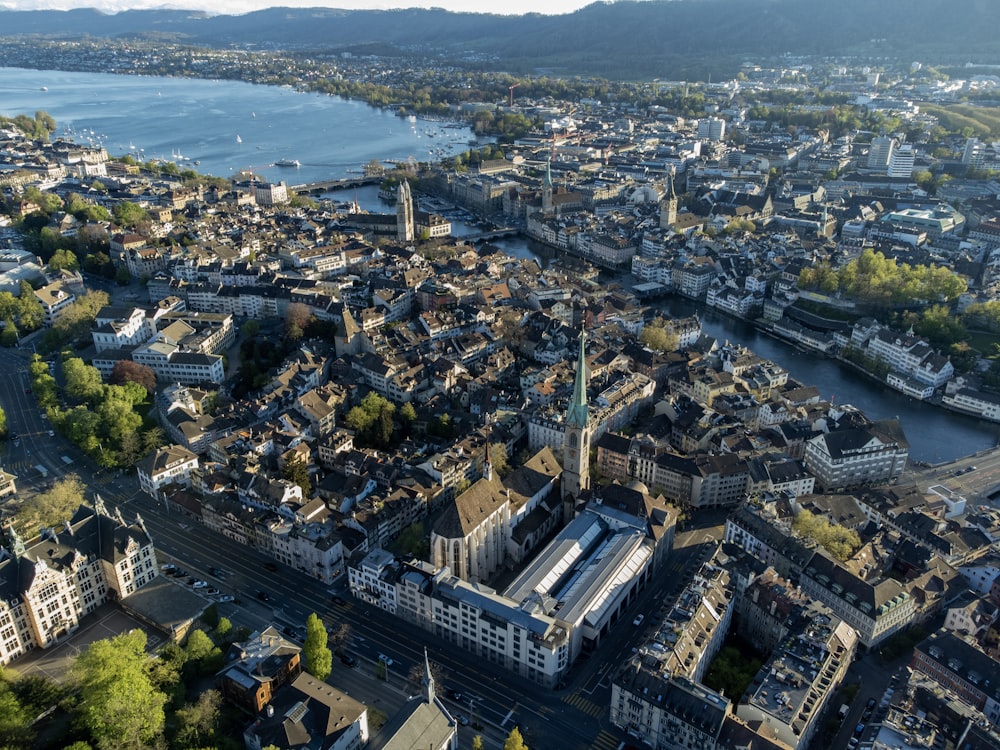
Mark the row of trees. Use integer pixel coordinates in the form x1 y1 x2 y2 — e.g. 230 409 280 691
797 248 967 308
27 353 163 474
0 110 57 141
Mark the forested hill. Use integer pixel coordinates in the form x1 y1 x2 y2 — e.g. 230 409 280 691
1 0 997 80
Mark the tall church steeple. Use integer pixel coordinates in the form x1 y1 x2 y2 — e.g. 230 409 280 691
562 329 591 515
542 158 553 214
422 648 435 704
396 180 414 242
660 170 678 230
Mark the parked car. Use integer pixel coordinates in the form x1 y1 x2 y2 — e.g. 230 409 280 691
263 562 278 572
331 595 347 606
445 688 463 702
191 580 208 589
866 698 877 710
160 563 176 572
218 595 234 603
454 714 470 727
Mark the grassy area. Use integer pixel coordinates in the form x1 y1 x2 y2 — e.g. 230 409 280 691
964 329 1000 357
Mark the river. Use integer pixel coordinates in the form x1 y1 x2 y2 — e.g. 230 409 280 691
656 298 1000 464
3 66 997 463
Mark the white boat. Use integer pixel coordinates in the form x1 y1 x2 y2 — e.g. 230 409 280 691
236 134 242 144
275 158 300 168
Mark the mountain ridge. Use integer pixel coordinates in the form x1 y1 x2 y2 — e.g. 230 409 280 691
1 0 996 80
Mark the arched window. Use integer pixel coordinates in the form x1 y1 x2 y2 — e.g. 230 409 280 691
568 433 578 449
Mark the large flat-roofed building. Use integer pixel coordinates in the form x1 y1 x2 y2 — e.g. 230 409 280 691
503 482 675 656
735 602 857 749
348 551 572 688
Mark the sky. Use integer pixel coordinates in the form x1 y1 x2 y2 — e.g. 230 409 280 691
0 0 598 16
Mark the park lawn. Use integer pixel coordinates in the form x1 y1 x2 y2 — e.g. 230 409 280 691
965 329 1000 357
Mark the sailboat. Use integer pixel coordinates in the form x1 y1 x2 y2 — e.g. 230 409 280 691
236 134 242 144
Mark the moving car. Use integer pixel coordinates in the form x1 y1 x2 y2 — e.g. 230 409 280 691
632 614 645 626
378 653 393 666
257 590 270 602
339 654 357 667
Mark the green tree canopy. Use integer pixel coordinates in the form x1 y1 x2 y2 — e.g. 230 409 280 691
283 455 312 496
639 316 680 352
344 391 397 448
15 475 87 537
111 201 148 229
302 613 332 682
0 669 32 748
73 630 167 750
792 509 861 561
62 356 104 404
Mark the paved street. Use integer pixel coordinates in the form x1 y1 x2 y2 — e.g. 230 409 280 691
906 445 1000 505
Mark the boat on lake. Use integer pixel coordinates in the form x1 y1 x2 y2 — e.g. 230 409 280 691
275 158 301 167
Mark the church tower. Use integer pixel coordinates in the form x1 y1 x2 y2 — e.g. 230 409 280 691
422 648 435 704
396 180 414 242
660 170 678 230
542 158 553 214
561 330 591 517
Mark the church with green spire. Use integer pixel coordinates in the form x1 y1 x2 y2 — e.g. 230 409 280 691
561 329 591 515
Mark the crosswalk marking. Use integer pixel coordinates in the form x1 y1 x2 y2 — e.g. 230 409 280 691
562 691 605 718
591 730 620 750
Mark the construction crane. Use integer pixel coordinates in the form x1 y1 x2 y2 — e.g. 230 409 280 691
508 82 521 108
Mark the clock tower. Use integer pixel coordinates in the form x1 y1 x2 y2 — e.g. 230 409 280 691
562 330 591 518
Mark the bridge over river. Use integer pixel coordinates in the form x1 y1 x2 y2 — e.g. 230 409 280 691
292 175 381 194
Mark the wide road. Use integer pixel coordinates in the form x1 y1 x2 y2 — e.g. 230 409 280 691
0 352 630 750
906 445 1000 505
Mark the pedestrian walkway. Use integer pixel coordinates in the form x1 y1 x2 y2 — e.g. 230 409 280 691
562 690 604 718
591 730 621 750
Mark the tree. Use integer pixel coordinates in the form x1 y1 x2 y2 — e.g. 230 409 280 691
491 442 511 477
48 248 80 273
302 612 332 682
285 302 313 342
0 406 6 438
283 455 312 496
639 317 680 352
504 727 529 750
111 201 148 229
62 357 104 404
172 689 221 749
215 617 233 641
472 737 484 750
73 630 167 750
109 360 157 393
394 521 429 558
0 670 32 748
242 319 260 338
16 475 87 537
184 629 217 663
